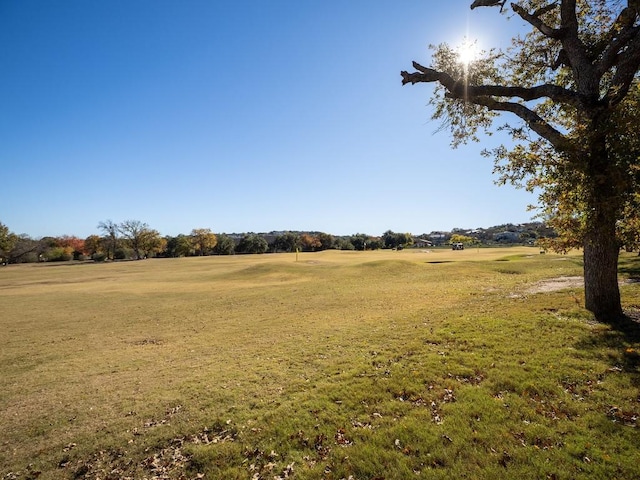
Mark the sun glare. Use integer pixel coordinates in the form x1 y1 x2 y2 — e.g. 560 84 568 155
457 41 479 66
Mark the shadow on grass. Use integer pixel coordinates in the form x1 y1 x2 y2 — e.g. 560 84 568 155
40 260 98 267
619 254 640 280
576 312 640 387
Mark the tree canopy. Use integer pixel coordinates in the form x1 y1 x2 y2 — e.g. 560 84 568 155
402 0 640 320
190 228 218 256
237 234 269 254
0 222 16 259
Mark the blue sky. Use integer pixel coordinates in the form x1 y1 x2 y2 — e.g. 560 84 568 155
1 1 536 238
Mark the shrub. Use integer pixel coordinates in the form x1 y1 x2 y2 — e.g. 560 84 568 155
45 246 73 262
92 252 107 262
114 248 129 260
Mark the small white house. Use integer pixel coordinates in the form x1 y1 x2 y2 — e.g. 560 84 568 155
413 238 433 248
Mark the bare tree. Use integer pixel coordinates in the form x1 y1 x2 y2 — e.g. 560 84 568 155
98 220 119 261
118 220 150 260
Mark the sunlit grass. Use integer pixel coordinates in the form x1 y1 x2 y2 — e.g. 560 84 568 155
1 248 639 479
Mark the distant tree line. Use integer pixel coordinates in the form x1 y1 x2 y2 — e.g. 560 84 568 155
0 220 366 263
5 219 633 265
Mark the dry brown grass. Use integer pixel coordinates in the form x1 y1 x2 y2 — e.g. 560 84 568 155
1 248 639 479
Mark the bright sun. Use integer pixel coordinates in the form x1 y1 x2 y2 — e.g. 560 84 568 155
457 41 479 66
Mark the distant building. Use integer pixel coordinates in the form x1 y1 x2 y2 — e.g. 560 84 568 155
428 232 449 246
413 238 433 248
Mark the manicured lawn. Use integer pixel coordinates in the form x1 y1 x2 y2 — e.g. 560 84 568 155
1 248 639 479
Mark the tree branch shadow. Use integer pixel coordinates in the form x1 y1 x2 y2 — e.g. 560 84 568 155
576 310 640 387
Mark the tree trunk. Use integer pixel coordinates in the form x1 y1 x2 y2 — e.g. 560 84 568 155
580 111 626 321
583 205 623 321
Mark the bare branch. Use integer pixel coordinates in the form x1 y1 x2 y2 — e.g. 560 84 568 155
511 2 563 39
401 61 452 85
470 0 507 11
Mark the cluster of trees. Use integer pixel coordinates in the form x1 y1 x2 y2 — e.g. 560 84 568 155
4 217 637 265
164 231 368 256
4 217 537 264
0 220 167 264
382 231 414 249
92 221 228 260
95 220 165 260
0 223 94 264
2 216 637 266
0 220 420 263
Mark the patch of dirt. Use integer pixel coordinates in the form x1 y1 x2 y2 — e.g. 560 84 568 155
526 276 584 294
526 276 639 294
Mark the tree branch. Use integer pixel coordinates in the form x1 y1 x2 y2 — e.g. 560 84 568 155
551 49 570 69
596 20 640 76
470 96 571 152
533 2 559 17
470 0 507 11
511 2 563 39
401 62 573 152
560 0 577 30
603 32 640 106
401 61 581 107
557 0 588 65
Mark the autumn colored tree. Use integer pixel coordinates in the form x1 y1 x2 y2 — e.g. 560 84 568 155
84 234 103 257
190 228 218 256
140 229 165 258
56 235 85 259
300 233 322 252
118 220 153 260
402 0 640 320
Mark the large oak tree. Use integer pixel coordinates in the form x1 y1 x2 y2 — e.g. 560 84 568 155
402 0 640 320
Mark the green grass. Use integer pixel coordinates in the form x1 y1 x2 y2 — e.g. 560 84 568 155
1 247 639 479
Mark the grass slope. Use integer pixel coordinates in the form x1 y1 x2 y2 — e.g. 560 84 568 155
1 248 639 479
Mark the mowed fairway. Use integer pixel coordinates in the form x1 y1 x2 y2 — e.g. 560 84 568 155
1 248 639 479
